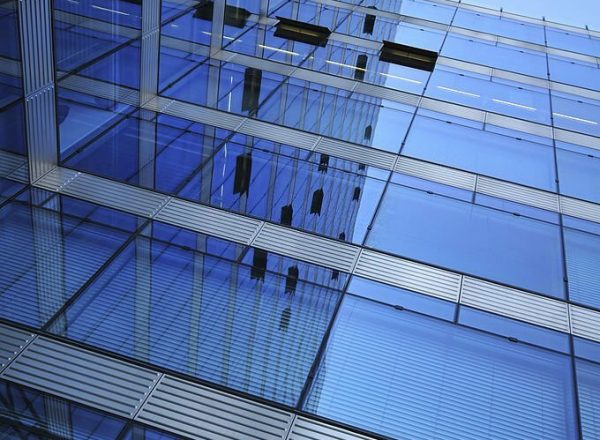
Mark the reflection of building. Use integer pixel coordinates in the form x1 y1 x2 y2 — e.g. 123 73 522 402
2 1 600 440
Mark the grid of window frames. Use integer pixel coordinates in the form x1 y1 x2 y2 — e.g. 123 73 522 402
1 0 600 439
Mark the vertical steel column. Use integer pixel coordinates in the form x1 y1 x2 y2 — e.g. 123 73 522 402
17 0 58 182
210 0 226 57
140 0 161 106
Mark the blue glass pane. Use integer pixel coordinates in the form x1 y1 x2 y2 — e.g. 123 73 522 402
0 193 132 327
552 94 600 137
49 236 341 406
0 177 24 205
453 10 545 44
0 1 20 60
549 56 600 91
402 115 556 191
347 276 456 321
305 296 577 440
564 228 600 309
459 306 570 353
557 145 600 204
0 101 27 155
575 337 600 364
547 29 600 57
367 183 564 298
577 360 600 440
122 425 185 440
0 379 126 439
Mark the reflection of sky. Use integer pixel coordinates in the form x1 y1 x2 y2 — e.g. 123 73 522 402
452 0 600 30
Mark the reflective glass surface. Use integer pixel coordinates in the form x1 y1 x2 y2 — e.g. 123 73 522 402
367 183 564 298
49 223 341 406
305 295 578 440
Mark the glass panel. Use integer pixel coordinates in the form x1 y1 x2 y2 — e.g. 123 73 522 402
548 56 600 91
402 114 556 191
427 68 551 124
564 227 600 309
305 295 577 440
443 35 548 79
552 93 600 137
48 225 341 406
577 359 600 440
0 379 126 439
547 28 600 58
453 10 545 45
557 143 600 204
367 183 565 298
0 190 135 327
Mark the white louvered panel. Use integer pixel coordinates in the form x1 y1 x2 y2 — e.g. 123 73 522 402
546 47 597 64
221 51 297 77
136 375 294 440
0 324 35 373
570 305 600 343
354 249 461 302
450 26 498 43
496 36 541 52
7 163 29 183
34 167 80 192
315 138 397 170
437 57 493 76
354 82 421 107
155 198 262 245
329 32 382 50
288 417 377 440
554 128 600 152
550 82 600 102
493 69 548 88
41 169 170 218
419 97 486 123
160 99 245 131
485 113 553 139
252 223 360 273
395 156 476 191
560 197 600 224
400 16 448 31
460 277 570 333
1 337 161 417
476 176 560 212
291 68 357 93
237 119 320 151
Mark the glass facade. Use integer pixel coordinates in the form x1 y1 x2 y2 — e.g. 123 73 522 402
1 0 600 439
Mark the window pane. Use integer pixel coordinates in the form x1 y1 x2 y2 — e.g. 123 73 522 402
367 183 564 298
305 296 577 440
577 360 600 440
564 228 600 309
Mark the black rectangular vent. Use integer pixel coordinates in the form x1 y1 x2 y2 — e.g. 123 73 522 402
242 67 262 112
318 154 329 172
285 266 299 294
363 13 376 35
274 17 331 47
233 153 252 195
379 41 438 72
195 1 251 28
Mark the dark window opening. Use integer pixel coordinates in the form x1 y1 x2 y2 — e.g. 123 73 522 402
355 54 368 81
280 204 293 226
251 248 267 281
318 154 329 172
363 13 376 34
310 188 324 215
274 17 331 47
242 67 262 113
285 266 299 294
338 232 346 241
279 307 292 331
353 187 361 201
233 153 252 195
380 41 438 71
331 269 339 280
364 125 372 141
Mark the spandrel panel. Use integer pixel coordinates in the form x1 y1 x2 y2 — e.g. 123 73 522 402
304 295 577 440
0 191 134 327
556 144 600 204
78 42 141 90
367 183 565 298
54 0 142 29
0 379 126 440
443 35 548 79
402 115 557 191
427 68 551 124
48 234 341 406
564 228 600 309
0 100 26 156
0 177 24 205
